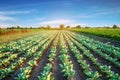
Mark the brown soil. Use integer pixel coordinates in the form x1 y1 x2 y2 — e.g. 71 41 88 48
63 33 87 80
29 33 59 80
52 33 66 80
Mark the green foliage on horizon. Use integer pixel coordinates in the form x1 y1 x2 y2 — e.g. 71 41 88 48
72 28 120 41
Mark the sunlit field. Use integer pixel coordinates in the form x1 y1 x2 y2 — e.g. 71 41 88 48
72 28 120 41
0 0 120 80
0 29 120 80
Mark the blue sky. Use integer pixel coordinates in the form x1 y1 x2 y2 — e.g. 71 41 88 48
0 0 120 27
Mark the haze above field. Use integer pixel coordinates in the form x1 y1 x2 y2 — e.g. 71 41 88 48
0 0 120 27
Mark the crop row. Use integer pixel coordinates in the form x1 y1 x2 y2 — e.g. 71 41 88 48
38 31 60 80
66 31 120 67
14 32 58 80
0 31 58 79
64 32 120 80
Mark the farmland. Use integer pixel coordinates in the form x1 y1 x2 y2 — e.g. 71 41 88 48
0 30 120 80
0 29 43 43
71 28 120 41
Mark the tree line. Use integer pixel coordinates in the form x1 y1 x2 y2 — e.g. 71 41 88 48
0 24 119 29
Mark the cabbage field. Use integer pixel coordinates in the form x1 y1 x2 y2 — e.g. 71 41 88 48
0 30 120 80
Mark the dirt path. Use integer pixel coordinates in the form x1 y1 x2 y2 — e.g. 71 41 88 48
29 33 59 80
52 32 65 80
89 50 120 74
29 48 50 80
66 35 107 80
63 32 86 80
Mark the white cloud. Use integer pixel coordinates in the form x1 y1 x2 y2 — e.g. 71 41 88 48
69 23 85 27
0 15 15 21
27 18 45 22
0 23 15 28
41 19 73 25
0 10 34 15
93 7 120 15
35 18 45 21
96 11 120 15
75 15 92 18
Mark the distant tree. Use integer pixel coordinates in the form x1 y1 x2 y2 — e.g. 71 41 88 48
66 26 70 28
30 27 33 29
106 27 110 29
24 27 28 29
39 26 44 29
103 26 110 29
47 25 51 30
72 27 76 29
113 24 119 29
85 26 90 29
8 26 15 29
60 24 65 29
76 25 81 28
17 25 21 29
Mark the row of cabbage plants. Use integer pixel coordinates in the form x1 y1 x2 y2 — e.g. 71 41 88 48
14 31 58 80
0 31 52 58
63 32 101 80
59 33 75 80
0 31 58 79
0 34 46 69
67 31 120 67
0 32 54 69
0 32 48 62
38 32 60 80
66 32 120 80
0 31 46 52
68 31 120 59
